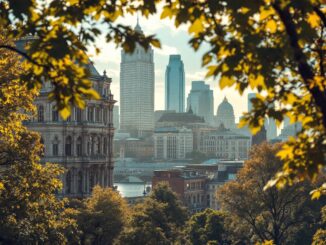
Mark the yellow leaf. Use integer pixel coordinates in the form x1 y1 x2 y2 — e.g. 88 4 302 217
266 19 277 33
205 65 218 78
260 7 274 20
150 39 161 48
310 190 321 200
59 107 71 120
249 74 265 89
188 19 204 35
306 12 320 28
219 76 235 89
160 6 173 19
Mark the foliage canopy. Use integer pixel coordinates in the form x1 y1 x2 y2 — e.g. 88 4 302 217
0 0 325 191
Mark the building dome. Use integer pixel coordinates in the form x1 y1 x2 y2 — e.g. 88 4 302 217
215 97 236 129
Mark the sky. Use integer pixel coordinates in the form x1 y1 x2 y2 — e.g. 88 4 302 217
89 14 251 123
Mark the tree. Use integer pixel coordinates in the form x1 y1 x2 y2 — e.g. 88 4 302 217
313 205 326 245
0 0 325 191
75 186 129 245
217 143 325 245
186 208 229 245
0 32 78 244
118 184 188 245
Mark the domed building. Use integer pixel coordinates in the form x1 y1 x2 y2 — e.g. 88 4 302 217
215 97 236 129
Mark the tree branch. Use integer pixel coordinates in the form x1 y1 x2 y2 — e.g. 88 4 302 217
0 44 48 69
272 2 326 129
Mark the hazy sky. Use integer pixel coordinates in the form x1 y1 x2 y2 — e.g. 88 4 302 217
89 14 250 122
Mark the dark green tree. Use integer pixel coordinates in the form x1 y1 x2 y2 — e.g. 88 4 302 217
187 208 229 245
75 186 129 245
118 184 188 245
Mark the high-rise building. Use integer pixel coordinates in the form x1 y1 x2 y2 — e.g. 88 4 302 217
165 55 185 112
120 21 154 136
187 81 214 125
113 105 119 130
215 97 236 129
247 92 256 112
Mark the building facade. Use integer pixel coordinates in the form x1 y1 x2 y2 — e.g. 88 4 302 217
25 70 116 198
152 169 207 213
154 127 193 160
120 22 155 136
187 81 214 125
198 126 251 160
215 97 236 129
165 55 185 112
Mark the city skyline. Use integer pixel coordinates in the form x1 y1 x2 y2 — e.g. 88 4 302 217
89 16 252 122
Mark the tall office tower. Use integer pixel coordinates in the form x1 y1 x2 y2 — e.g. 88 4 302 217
120 21 155 136
113 105 120 130
187 81 214 125
165 55 185 112
267 118 277 140
216 97 236 129
247 92 256 112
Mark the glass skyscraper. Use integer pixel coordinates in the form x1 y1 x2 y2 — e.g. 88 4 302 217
165 55 185 112
187 81 214 125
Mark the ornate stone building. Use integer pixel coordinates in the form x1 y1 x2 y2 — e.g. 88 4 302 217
25 68 116 198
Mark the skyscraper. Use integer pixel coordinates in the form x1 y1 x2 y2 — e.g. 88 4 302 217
120 21 155 136
113 105 120 130
247 92 256 112
187 81 214 125
165 55 185 112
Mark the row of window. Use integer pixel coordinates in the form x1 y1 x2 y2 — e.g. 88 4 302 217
51 135 110 157
36 105 112 124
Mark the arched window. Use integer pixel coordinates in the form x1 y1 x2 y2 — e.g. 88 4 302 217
52 105 58 122
66 171 71 194
78 171 83 193
65 136 72 156
95 107 101 122
103 109 108 124
88 106 94 122
53 136 59 156
76 108 82 122
87 137 91 156
103 137 107 155
76 137 82 156
38 105 44 122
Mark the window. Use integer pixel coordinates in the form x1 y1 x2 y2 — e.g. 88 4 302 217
88 106 94 122
78 171 83 193
53 143 58 156
76 137 82 156
95 137 100 154
66 171 71 194
38 105 44 122
95 107 101 122
103 137 107 155
65 136 72 156
52 106 59 122
76 108 82 122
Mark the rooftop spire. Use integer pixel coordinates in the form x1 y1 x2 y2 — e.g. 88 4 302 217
135 13 143 33
223 96 228 102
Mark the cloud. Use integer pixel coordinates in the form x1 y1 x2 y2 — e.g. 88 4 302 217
154 44 179 56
